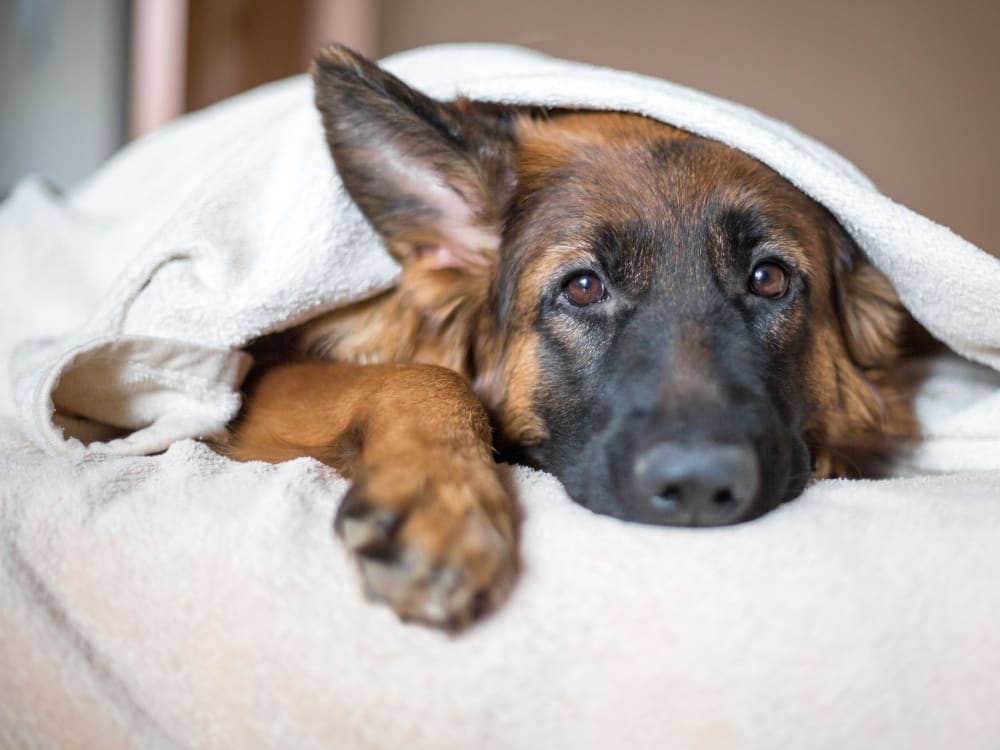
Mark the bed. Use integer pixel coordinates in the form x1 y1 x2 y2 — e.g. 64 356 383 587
2 44 999 749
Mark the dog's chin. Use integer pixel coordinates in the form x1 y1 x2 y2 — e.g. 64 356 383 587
566 486 787 528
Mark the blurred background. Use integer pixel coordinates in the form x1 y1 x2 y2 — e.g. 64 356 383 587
1 0 997 251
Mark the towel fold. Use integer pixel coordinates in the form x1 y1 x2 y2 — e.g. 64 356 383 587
2 414 999 749
2 43 999 462
2 44 1000 749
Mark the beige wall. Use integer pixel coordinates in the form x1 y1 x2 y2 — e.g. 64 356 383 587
380 0 999 255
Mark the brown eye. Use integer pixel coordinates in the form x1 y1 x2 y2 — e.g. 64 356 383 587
749 262 789 298
564 272 606 306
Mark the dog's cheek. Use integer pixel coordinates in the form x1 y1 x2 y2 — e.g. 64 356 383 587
837 260 904 369
804 254 917 477
801 326 912 477
474 331 549 447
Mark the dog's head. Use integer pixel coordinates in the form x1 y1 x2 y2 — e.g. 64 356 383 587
312 45 910 526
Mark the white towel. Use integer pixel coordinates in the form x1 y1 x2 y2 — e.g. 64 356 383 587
2 43 999 462
2 44 1000 749
2 418 999 749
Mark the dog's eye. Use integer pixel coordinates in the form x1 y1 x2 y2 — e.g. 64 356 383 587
748 262 789 298
563 272 606 306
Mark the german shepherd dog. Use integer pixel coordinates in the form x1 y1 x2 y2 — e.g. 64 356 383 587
227 45 911 628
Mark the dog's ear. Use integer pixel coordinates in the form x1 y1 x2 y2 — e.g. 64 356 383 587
810 226 913 477
833 228 904 370
311 44 515 271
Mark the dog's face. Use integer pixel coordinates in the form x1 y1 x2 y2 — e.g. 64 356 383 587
312 46 908 526
490 114 825 524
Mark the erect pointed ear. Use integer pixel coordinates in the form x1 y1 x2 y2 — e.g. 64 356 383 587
833 226 905 370
311 44 516 270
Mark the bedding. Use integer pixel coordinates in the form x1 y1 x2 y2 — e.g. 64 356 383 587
2 44 999 748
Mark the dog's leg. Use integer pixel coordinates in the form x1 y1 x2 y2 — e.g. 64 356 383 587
227 360 517 629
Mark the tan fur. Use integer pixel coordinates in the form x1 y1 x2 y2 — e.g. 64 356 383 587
228 62 914 627
229 361 516 628
300 255 494 376
487 110 914 475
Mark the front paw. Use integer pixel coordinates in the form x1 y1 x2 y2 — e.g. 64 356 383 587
335 459 517 629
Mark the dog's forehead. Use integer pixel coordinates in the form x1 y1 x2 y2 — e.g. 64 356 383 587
510 111 830 279
516 112 808 218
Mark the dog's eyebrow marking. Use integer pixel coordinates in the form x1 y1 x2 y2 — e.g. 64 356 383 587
589 221 659 290
716 207 767 266
710 205 810 279
649 138 692 165
723 208 825 295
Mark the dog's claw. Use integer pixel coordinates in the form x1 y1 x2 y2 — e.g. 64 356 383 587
336 461 516 629
336 489 404 549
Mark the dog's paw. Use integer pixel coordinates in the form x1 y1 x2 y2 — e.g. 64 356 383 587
335 458 517 629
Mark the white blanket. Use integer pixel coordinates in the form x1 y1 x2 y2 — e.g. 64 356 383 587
3 43 1000 456
2 44 1000 748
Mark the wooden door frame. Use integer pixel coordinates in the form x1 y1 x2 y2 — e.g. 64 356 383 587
128 0 376 139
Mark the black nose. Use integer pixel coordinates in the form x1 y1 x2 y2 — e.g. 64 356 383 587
632 442 760 526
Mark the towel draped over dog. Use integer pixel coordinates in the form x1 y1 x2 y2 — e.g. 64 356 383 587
2 44 999 749
3 43 999 459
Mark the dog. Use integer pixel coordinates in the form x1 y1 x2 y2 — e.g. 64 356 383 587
225 44 912 628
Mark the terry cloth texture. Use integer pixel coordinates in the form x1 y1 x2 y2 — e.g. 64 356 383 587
1 44 999 749
2 43 999 456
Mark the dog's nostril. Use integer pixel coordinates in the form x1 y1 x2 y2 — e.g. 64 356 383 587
712 489 735 508
651 486 682 511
